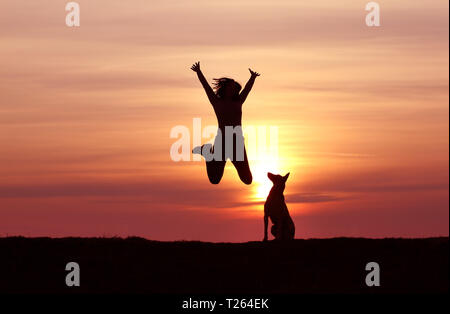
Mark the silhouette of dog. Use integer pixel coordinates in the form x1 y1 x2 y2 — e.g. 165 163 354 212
263 172 295 241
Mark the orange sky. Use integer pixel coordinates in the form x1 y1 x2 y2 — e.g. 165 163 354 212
0 0 448 241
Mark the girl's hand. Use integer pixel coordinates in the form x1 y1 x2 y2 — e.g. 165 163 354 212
191 62 201 73
249 68 260 77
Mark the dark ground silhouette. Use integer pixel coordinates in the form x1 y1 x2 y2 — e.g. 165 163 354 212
0 237 447 294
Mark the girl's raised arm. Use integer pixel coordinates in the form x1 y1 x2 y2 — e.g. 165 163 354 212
191 62 217 105
240 68 260 103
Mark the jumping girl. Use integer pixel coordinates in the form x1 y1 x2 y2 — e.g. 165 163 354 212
190 61 260 185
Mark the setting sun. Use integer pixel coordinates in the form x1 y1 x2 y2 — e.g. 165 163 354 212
251 154 281 201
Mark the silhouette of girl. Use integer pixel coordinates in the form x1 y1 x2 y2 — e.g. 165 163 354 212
191 61 260 185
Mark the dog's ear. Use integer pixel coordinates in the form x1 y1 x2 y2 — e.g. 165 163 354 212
283 173 290 182
267 172 275 182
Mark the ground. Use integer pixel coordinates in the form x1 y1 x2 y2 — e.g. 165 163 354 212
0 237 447 294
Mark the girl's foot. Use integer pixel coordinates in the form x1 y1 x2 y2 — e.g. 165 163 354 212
192 144 212 157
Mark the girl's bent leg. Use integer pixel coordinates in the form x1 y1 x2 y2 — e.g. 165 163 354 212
232 148 252 185
233 160 253 185
206 159 226 184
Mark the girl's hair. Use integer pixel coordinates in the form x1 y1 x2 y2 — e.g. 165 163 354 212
212 77 242 98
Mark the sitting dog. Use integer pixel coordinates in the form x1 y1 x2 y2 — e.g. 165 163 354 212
263 172 295 241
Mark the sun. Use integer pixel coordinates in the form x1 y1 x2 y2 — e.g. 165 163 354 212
251 154 281 201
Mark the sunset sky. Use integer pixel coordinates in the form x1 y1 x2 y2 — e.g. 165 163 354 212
1 0 448 241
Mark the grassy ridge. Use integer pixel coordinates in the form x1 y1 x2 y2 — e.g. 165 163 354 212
0 237 448 293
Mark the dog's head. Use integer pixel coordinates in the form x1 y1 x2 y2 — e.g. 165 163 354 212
267 172 290 189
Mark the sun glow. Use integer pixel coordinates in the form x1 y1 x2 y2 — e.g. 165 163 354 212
251 154 281 201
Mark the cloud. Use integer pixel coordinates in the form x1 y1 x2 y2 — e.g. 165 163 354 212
0 180 247 209
297 167 449 195
224 192 344 208
40 71 193 92
0 180 348 210
1 0 448 47
280 81 449 100
286 193 344 203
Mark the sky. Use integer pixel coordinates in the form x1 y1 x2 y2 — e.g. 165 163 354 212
0 0 448 241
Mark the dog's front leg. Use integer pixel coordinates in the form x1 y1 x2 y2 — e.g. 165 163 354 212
263 214 268 242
